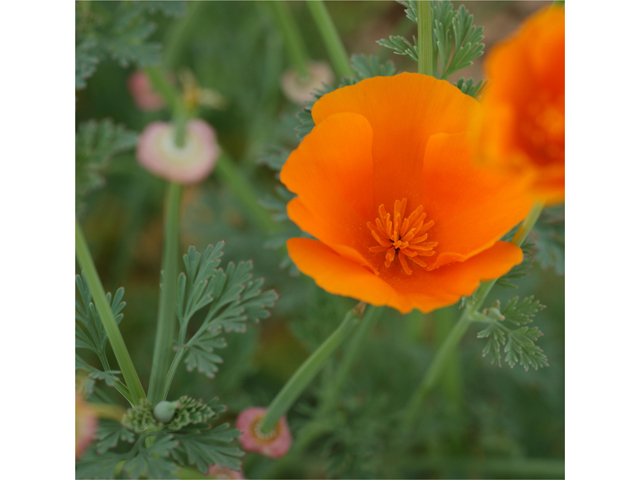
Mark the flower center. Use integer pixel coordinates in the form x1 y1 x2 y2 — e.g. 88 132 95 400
367 198 437 275
250 415 281 443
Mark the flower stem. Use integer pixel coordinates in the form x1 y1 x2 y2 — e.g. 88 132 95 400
417 0 435 76
148 182 183 405
401 202 545 431
268 1 310 79
306 0 353 78
260 302 366 433
320 306 382 412
75 219 146 405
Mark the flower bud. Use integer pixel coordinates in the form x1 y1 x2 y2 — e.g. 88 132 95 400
236 407 291 458
153 400 180 423
136 119 220 184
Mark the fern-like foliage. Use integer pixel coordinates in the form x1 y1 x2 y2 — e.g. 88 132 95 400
476 296 549 372
76 119 138 215
75 2 186 89
75 273 129 397
173 243 278 379
532 205 565 275
433 2 484 79
496 241 535 289
455 77 485 98
376 35 418 62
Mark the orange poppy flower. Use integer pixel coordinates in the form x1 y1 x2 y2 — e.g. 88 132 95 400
281 73 534 314
481 6 565 204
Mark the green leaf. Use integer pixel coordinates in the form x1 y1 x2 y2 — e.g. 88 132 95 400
455 77 485 98
76 355 121 390
76 449 124 479
95 420 136 454
183 330 227 379
396 0 417 23
166 395 220 430
170 424 245 474
142 1 187 17
376 35 419 62
258 144 291 171
76 37 101 89
122 434 179 479
350 54 397 81
432 1 484 79
76 120 138 214
476 297 548 372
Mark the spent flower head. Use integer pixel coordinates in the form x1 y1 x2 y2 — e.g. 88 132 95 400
281 61 335 105
137 119 220 184
236 407 292 458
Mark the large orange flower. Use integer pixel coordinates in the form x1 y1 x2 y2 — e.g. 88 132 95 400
281 73 533 314
481 6 565 204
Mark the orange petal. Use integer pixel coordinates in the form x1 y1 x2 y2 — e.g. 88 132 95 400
312 73 481 212
421 133 534 269
287 238 400 307
288 238 522 315
281 113 375 252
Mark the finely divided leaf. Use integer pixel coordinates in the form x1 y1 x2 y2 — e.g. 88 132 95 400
170 424 245 474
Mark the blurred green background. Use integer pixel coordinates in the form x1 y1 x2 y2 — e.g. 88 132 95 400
76 2 563 478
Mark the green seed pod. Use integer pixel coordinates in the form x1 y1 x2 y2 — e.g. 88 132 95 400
153 400 180 424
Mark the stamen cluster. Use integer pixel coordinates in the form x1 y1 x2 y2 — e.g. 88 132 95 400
367 198 438 275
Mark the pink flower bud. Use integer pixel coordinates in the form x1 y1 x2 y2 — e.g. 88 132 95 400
207 465 246 479
236 407 292 458
75 392 98 460
136 119 220 184
128 70 166 111
280 61 335 105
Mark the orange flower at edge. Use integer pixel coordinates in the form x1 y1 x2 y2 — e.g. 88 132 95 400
481 6 565 204
282 73 534 314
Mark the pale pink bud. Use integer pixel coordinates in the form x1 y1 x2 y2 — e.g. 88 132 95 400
75 392 98 460
136 119 220 184
207 465 246 479
236 407 292 458
128 70 166 111
280 61 335 105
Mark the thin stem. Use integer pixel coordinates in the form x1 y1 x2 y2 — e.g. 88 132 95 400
215 154 282 234
320 306 382 412
306 1 353 78
401 202 546 430
75 220 146 405
148 182 183 405
417 0 435 76
268 1 310 79
260 303 365 433
162 347 186 401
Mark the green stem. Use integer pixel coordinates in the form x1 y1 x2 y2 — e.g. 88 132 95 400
306 0 353 78
216 153 282 234
320 306 382 412
75 220 146 405
401 202 545 430
148 182 183 405
162 347 186 401
260 303 365 433
268 1 310 79
417 0 435 76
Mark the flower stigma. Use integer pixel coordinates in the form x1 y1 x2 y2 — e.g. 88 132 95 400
367 198 437 275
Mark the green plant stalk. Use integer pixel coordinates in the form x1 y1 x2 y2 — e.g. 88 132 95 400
417 0 435 76
148 182 183 405
268 1 310 79
401 202 545 430
320 306 382 412
216 153 283 233
260 304 364 433
306 0 353 78
75 220 146 404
